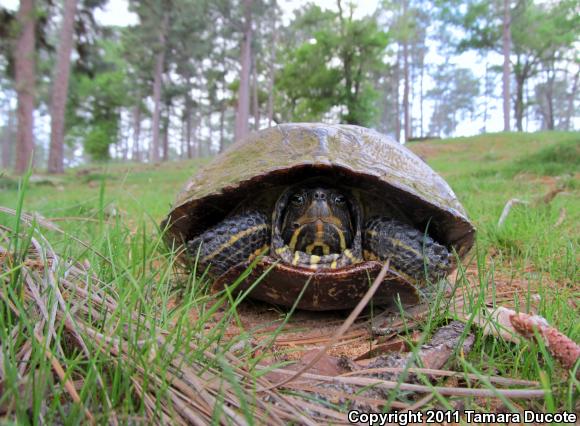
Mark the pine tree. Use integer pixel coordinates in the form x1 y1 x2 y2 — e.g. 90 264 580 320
48 0 78 173
14 0 36 174
234 0 253 141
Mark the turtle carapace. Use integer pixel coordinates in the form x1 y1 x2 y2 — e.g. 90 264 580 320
162 124 475 310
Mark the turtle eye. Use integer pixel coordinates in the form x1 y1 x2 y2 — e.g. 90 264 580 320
334 195 345 205
291 194 305 205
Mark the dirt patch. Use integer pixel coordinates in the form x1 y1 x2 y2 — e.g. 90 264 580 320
175 293 432 364
513 172 560 186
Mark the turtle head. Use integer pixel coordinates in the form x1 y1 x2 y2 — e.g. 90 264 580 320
280 187 353 256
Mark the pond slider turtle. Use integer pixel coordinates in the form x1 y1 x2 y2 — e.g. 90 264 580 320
162 124 475 310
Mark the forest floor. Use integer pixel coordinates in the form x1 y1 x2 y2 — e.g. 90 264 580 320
0 131 578 423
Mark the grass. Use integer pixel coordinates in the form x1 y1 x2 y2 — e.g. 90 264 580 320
1 131 579 423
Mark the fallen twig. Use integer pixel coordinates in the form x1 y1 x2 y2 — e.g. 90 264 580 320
358 321 473 380
534 187 564 206
554 207 567 227
497 187 564 227
343 366 539 386
264 368 546 399
498 199 529 227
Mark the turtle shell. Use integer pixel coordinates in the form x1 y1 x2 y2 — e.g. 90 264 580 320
162 123 475 310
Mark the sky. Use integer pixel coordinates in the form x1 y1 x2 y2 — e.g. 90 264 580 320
0 0 513 137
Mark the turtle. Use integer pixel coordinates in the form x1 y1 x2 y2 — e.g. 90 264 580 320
161 123 475 311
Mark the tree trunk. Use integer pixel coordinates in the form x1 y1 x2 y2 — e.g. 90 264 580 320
419 62 424 138
251 53 260 130
47 0 77 174
194 114 201 158
180 110 186 158
524 76 530 131
502 0 511 132
14 0 36 175
2 108 15 169
544 67 555 130
564 69 579 130
161 112 169 161
482 63 489 133
514 72 525 132
402 40 410 142
394 46 401 142
196 89 202 157
219 102 226 153
402 0 411 142
266 18 277 127
513 56 536 133
234 0 253 142
184 97 193 159
121 123 129 161
219 34 227 152
207 112 213 155
132 104 141 161
150 11 169 163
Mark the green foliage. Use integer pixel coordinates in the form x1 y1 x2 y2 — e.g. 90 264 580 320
458 0 575 55
276 4 388 126
453 0 501 52
510 0 579 59
276 40 341 121
83 122 119 161
67 36 132 161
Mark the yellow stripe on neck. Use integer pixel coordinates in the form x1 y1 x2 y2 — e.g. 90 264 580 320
201 224 268 262
275 246 289 255
288 228 301 251
292 251 301 265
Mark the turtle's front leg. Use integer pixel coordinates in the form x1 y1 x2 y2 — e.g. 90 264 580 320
363 217 451 285
187 211 270 277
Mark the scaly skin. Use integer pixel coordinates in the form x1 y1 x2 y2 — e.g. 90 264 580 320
187 211 270 277
363 216 451 285
188 211 450 286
